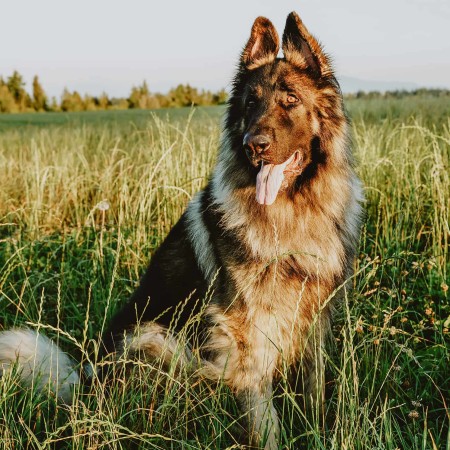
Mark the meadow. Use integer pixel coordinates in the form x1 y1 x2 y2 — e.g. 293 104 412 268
0 96 449 449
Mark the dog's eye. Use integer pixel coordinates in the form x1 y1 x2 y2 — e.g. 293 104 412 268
246 95 257 107
286 93 299 104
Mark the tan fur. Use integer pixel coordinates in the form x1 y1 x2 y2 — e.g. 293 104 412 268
124 322 195 374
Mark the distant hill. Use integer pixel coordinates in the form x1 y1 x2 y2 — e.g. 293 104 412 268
337 76 418 93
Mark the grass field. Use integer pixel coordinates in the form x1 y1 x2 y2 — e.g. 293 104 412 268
0 97 449 449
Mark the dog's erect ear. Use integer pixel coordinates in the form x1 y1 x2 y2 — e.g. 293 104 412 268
282 12 332 77
241 17 280 69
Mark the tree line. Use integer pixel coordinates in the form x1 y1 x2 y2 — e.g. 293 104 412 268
1 70 449 114
346 88 450 100
0 71 228 113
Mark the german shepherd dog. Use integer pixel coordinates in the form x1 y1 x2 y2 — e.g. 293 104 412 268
0 12 363 449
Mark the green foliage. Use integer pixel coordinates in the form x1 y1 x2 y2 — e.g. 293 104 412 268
0 100 448 448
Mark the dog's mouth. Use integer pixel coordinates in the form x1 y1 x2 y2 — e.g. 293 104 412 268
255 151 302 205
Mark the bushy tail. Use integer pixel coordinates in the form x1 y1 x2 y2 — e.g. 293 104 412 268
0 328 79 402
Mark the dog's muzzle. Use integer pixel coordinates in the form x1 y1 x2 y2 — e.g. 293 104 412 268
243 133 272 162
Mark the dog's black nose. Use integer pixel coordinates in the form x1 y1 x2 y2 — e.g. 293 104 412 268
243 134 271 155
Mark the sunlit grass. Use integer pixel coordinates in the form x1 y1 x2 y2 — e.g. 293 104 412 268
0 99 448 449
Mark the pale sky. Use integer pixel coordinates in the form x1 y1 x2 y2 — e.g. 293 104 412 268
1 0 449 98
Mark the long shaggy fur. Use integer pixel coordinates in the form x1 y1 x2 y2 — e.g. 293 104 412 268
0 11 363 450
0 329 79 402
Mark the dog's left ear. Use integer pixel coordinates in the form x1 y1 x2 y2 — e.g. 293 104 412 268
282 12 332 77
241 17 280 69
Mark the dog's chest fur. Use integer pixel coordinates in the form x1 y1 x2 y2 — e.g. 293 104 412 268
195 185 345 387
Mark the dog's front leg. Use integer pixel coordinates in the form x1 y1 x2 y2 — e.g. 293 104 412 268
203 307 281 448
237 382 279 450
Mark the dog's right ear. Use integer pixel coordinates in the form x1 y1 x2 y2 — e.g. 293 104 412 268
241 17 279 70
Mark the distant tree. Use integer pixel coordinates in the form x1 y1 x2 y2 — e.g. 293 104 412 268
140 80 150 97
110 97 129 110
72 91 84 110
356 90 365 99
48 96 60 112
7 71 26 102
60 89 71 111
32 75 48 111
128 81 156 109
128 85 141 109
98 92 111 109
83 94 97 111
212 88 228 105
7 70 32 111
155 92 169 108
385 89 407 99
60 88 84 112
146 95 160 109
138 81 150 109
0 77 18 112
198 89 213 106
168 84 200 107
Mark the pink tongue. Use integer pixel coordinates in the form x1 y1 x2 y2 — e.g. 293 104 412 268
255 156 293 205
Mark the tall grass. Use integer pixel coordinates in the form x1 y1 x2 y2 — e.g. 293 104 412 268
0 99 448 449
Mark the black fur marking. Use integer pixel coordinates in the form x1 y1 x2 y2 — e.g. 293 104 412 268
295 136 326 190
101 216 207 356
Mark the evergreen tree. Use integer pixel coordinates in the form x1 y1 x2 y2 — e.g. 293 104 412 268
141 80 150 97
49 96 60 112
32 75 48 111
128 81 152 109
7 71 26 102
213 88 228 105
138 81 151 108
71 91 84 111
98 92 111 109
60 88 71 111
7 70 31 111
128 85 141 109
0 77 18 112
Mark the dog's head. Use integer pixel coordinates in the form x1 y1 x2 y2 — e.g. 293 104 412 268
226 12 344 205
